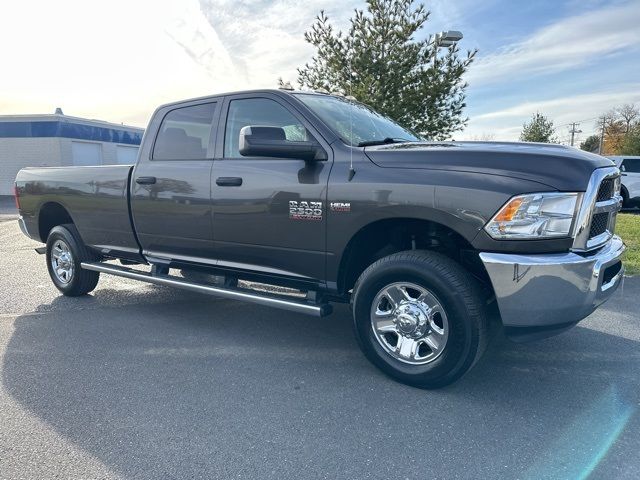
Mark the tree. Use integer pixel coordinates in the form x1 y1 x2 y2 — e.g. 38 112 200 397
580 134 600 153
621 124 640 155
519 113 557 143
616 103 639 133
594 106 639 155
297 0 476 140
597 112 626 155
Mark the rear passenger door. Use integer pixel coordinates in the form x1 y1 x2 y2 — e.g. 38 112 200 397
131 101 220 261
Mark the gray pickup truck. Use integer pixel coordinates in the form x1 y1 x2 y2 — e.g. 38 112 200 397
14 89 625 388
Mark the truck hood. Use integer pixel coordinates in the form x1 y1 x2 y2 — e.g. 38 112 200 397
364 141 615 191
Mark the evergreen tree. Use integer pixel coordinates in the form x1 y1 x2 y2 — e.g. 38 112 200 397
520 113 557 143
579 134 600 153
297 0 476 140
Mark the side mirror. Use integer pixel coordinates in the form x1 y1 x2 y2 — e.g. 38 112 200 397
239 126 326 161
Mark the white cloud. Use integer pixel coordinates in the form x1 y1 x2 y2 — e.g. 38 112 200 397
0 0 358 125
462 84 640 141
0 0 338 125
1 0 638 144
191 0 365 86
468 1 640 85
0 0 226 125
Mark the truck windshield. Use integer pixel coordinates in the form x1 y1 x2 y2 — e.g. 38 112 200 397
294 93 422 147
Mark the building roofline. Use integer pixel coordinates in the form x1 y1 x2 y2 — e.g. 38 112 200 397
0 113 144 131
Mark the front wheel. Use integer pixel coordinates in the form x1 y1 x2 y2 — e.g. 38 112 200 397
351 250 488 389
46 224 100 296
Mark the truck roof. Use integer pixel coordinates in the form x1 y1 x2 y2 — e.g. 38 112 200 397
156 88 327 110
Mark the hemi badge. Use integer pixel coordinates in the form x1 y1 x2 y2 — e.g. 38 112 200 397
330 202 351 212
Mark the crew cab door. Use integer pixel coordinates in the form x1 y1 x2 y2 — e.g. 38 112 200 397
130 100 220 260
211 94 332 282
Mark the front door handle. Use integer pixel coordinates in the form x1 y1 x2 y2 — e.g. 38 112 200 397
216 177 243 187
135 176 157 185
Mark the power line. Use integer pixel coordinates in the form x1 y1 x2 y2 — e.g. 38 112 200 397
556 116 599 128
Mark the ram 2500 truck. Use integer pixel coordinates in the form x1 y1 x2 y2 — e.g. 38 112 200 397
14 89 625 388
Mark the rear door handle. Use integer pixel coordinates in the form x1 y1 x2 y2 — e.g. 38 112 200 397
135 176 157 185
216 177 243 187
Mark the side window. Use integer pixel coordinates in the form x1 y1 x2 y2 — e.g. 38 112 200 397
622 158 640 173
224 98 311 158
153 103 216 160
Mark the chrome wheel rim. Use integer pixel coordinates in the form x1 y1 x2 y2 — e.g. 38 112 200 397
51 239 74 284
370 282 449 365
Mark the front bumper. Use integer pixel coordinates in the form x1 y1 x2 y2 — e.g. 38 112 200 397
480 235 625 337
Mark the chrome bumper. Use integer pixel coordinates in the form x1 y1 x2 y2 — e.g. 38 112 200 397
18 215 30 237
480 235 625 329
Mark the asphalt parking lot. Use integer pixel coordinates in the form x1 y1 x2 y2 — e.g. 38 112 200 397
0 209 639 479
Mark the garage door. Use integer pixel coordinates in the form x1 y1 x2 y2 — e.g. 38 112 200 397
71 141 102 166
116 145 139 164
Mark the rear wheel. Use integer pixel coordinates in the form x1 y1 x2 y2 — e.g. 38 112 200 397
46 224 100 296
351 250 488 388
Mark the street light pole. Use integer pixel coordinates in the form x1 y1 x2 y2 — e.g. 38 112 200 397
433 30 463 68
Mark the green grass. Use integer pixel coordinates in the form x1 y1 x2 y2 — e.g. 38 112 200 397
616 213 640 275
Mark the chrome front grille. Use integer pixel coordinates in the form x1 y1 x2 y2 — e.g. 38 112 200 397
572 166 622 252
596 178 615 202
589 212 609 238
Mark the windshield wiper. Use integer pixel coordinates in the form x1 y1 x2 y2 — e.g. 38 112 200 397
357 137 412 147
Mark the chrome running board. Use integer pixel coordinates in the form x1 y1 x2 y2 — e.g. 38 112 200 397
81 262 332 317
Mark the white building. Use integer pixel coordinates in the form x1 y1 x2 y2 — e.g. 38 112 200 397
0 110 144 195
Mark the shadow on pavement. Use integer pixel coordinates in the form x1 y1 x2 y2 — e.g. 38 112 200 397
28 283 208 315
2 287 639 479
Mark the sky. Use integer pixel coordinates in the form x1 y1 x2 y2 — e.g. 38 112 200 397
1 0 639 143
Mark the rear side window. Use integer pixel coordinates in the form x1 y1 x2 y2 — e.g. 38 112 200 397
153 103 216 160
622 158 640 173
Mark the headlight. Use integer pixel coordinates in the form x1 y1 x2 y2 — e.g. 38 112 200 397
485 192 579 239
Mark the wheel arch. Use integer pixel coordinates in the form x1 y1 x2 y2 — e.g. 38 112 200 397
336 217 487 295
37 201 75 242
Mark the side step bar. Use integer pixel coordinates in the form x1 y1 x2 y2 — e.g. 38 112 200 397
81 262 332 317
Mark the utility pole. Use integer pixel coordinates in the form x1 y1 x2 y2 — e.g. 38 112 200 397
569 122 582 147
598 118 606 155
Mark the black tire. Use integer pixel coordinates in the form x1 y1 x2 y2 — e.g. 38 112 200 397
351 250 488 389
621 187 631 209
46 224 100 296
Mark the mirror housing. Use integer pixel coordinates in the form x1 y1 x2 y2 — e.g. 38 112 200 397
239 126 326 161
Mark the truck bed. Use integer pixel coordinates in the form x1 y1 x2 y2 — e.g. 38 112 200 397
15 165 142 260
